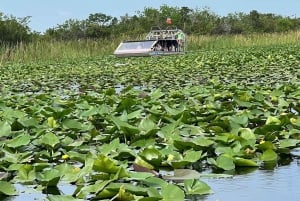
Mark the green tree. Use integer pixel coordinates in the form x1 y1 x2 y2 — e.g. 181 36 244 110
0 12 32 44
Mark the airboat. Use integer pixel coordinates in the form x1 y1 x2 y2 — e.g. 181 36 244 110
114 26 186 57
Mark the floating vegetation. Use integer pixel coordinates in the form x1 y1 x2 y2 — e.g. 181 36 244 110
0 44 300 200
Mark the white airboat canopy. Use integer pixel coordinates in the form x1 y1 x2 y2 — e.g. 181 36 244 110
114 26 186 57
114 40 157 57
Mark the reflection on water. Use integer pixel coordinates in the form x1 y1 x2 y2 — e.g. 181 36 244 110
190 159 300 201
3 183 76 201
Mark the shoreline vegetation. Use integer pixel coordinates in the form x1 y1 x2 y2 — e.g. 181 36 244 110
1 30 300 64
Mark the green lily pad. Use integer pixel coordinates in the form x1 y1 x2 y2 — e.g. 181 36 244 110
139 147 162 167
260 149 278 162
279 139 300 148
13 164 36 183
0 121 11 137
40 132 60 148
37 169 61 187
266 116 281 125
139 116 159 136
6 133 31 148
184 179 212 195
63 119 93 131
239 128 256 140
93 154 119 174
161 183 185 201
234 157 259 167
47 195 84 201
0 181 17 195
208 155 235 171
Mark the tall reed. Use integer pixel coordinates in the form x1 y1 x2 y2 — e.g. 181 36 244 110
187 30 300 50
1 31 300 64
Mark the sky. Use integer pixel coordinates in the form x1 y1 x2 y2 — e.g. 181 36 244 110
1 0 300 33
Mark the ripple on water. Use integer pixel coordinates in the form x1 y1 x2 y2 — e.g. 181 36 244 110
195 160 300 201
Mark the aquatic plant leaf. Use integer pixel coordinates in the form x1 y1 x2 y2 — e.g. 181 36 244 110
19 118 39 128
0 181 17 195
193 137 214 147
184 179 212 195
93 154 119 174
75 180 111 199
279 139 300 148
112 166 130 180
161 183 185 201
257 141 276 150
40 132 60 148
143 177 168 187
128 171 155 180
127 109 142 119
47 116 58 128
0 121 11 137
80 106 98 117
139 116 159 136
139 147 162 166
163 104 186 117
158 118 181 140
150 88 164 100
134 156 154 170
62 119 93 131
266 116 281 125
99 138 120 155
261 149 278 161
48 195 84 201
13 164 36 183
230 113 248 125
117 185 135 201
138 198 161 201
216 155 235 170
163 169 201 181
239 128 256 140
6 133 31 148
234 157 258 167
290 117 300 126
110 115 139 135
183 150 203 162
37 169 61 187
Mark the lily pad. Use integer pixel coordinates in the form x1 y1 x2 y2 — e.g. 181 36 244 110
260 149 278 162
184 179 213 195
0 181 17 196
161 183 185 201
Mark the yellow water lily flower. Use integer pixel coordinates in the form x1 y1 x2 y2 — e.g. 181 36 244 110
62 154 69 160
72 167 81 173
167 154 175 161
259 139 265 144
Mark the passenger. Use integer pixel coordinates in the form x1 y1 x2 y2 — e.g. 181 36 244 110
176 32 184 51
154 43 162 51
166 40 173 51
173 40 179 52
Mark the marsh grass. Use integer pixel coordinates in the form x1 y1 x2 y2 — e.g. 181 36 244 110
0 39 119 64
1 30 300 64
187 30 300 50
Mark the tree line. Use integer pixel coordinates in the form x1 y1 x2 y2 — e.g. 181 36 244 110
1 5 300 44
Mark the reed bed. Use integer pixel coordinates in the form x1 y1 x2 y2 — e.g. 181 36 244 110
187 30 300 50
1 30 300 64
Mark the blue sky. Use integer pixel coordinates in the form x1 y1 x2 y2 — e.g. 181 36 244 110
1 0 299 33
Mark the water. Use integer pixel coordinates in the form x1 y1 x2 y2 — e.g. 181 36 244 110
3 159 300 201
193 159 300 201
